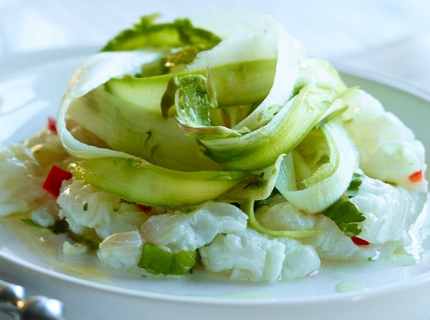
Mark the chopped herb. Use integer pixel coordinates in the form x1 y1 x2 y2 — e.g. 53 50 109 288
320 198 365 237
21 218 69 235
83 203 89 211
67 231 101 250
48 219 69 235
346 173 365 193
80 235 100 250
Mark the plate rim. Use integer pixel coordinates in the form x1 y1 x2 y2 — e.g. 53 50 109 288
1 47 430 307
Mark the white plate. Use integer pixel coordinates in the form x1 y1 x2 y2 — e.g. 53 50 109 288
1 49 430 320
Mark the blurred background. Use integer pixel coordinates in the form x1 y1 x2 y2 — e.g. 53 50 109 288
0 0 429 90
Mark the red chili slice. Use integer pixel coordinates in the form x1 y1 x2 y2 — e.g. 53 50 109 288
409 170 423 183
351 236 369 246
43 165 73 198
47 116 57 134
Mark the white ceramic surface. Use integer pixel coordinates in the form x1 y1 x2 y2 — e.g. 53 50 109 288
1 49 430 320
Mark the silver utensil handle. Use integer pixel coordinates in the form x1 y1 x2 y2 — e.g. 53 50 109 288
0 279 66 320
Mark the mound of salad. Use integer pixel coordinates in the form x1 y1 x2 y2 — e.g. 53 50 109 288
0 9 428 282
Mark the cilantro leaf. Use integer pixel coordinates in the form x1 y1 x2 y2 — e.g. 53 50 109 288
321 198 365 237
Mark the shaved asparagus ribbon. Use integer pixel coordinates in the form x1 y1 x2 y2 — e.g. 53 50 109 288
56 9 354 231
220 154 287 202
187 12 299 132
57 51 161 160
275 121 357 214
57 10 297 163
55 10 305 212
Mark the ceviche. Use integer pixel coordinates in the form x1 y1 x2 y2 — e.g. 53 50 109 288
0 9 427 283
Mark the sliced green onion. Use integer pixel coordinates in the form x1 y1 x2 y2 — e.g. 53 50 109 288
138 242 196 275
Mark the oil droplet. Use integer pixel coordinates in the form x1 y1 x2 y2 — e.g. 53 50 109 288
335 280 368 293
